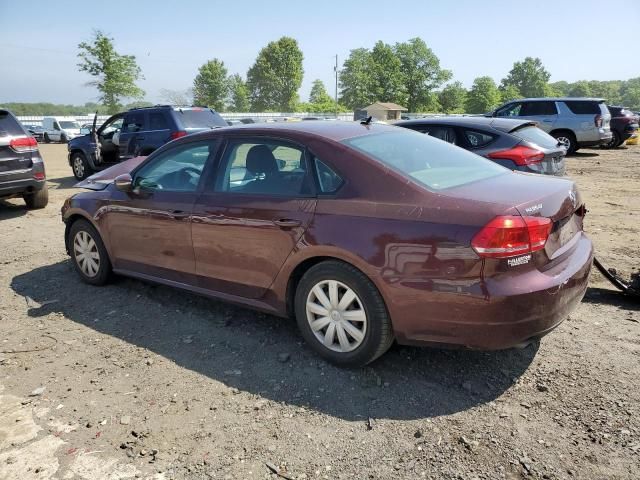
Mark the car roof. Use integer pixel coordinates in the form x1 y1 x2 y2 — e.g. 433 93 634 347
396 116 533 133
514 97 606 102
201 120 399 142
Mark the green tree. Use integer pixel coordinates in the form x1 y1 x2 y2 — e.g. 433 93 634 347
227 74 250 112
394 38 451 112
501 57 550 98
309 79 333 104
193 59 229 111
370 41 406 105
247 37 304 111
499 84 521 104
549 81 570 96
621 78 640 109
466 76 501 114
77 30 144 114
159 88 192 105
568 81 592 97
339 48 377 109
438 81 467 113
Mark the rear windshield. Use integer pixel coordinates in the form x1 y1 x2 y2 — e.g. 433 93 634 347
510 126 559 149
342 129 506 191
0 111 26 136
564 101 604 115
174 108 227 128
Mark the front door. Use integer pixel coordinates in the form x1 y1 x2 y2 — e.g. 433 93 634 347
192 137 317 298
106 139 216 285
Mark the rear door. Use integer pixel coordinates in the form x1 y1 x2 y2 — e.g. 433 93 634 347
518 101 558 132
191 136 317 298
119 111 147 159
146 111 172 151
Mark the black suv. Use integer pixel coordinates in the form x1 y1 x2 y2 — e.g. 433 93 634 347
67 105 227 180
0 109 48 209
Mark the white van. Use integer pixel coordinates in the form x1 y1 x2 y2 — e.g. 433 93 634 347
42 116 82 143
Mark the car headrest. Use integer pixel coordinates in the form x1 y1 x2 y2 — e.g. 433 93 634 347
246 145 278 174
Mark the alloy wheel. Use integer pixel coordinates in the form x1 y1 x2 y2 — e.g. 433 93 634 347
73 230 100 277
556 136 571 150
73 156 84 179
305 280 367 353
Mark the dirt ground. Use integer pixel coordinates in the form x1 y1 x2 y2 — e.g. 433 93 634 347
0 143 639 480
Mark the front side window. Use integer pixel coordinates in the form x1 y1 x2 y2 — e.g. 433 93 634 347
215 139 311 196
123 113 145 133
495 103 522 117
101 117 123 136
134 141 213 192
418 126 458 145
342 130 506 191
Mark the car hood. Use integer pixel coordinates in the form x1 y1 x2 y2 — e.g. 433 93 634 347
74 156 147 190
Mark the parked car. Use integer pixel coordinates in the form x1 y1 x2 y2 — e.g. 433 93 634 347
0 109 48 209
602 106 639 148
42 116 81 143
62 121 593 366
67 105 227 180
487 98 612 154
395 117 566 176
23 124 45 141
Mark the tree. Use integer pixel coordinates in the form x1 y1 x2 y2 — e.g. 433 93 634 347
499 84 521 104
370 41 406 105
621 77 640 110
77 30 144 114
438 81 467 113
227 74 250 112
247 37 304 112
549 81 570 96
501 57 550 98
568 81 592 97
466 76 501 114
339 48 377 109
309 79 333 104
394 38 451 112
193 59 229 111
159 88 192 106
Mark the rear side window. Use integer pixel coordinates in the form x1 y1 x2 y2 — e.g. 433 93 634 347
174 108 227 128
0 111 26 136
464 130 495 148
564 101 602 115
510 126 558 149
315 158 343 193
342 130 506 191
149 112 169 130
521 101 557 116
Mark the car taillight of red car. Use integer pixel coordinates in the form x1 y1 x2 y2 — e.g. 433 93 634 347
471 215 552 258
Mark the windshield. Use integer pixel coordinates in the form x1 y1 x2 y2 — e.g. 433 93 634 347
511 126 559 149
60 121 80 129
342 129 507 190
175 108 227 128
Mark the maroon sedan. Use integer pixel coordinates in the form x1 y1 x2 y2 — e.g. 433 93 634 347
61 121 593 366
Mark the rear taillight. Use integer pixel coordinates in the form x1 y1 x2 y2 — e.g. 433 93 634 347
33 172 45 180
594 114 603 127
170 130 187 140
10 136 38 152
471 215 552 259
487 145 545 166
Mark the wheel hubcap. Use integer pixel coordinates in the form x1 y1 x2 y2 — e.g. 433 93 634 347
73 231 100 277
306 280 367 353
556 136 571 149
73 157 84 177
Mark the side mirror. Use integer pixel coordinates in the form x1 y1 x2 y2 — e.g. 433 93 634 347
80 127 90 135
114 173 133 192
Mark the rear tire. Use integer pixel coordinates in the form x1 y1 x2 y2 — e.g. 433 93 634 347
71 152 91 180
68 219 111 286
602 131 621 149
44 133 50 143
23 187 48 209
294 260 394 367
551 131 577 155
60 133 68 144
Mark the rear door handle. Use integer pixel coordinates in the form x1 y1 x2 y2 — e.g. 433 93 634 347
273 218 301 228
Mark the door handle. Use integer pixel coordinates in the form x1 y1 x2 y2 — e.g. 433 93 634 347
169 209 190 219
273 218 301 228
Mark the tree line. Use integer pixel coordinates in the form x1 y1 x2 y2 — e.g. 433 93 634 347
3 31 639 115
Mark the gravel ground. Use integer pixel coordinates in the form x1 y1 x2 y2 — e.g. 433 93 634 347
0 143 639 480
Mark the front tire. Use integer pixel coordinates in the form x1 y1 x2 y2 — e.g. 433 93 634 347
68 219 111 286
44 133 50 143
23 187 48 209
71 152 92 180
294 261 394 367
551 131 577 155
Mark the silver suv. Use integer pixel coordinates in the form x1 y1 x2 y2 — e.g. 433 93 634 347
489 98 612 154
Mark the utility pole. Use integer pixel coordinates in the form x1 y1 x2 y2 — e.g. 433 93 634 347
334 54 338 118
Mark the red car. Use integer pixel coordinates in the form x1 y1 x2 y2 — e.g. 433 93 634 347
62 122 593 366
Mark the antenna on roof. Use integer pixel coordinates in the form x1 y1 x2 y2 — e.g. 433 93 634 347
360 116 372 125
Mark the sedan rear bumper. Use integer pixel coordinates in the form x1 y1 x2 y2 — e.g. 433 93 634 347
388 233 593 349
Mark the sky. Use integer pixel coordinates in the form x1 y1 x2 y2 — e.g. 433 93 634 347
1 0 638 105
